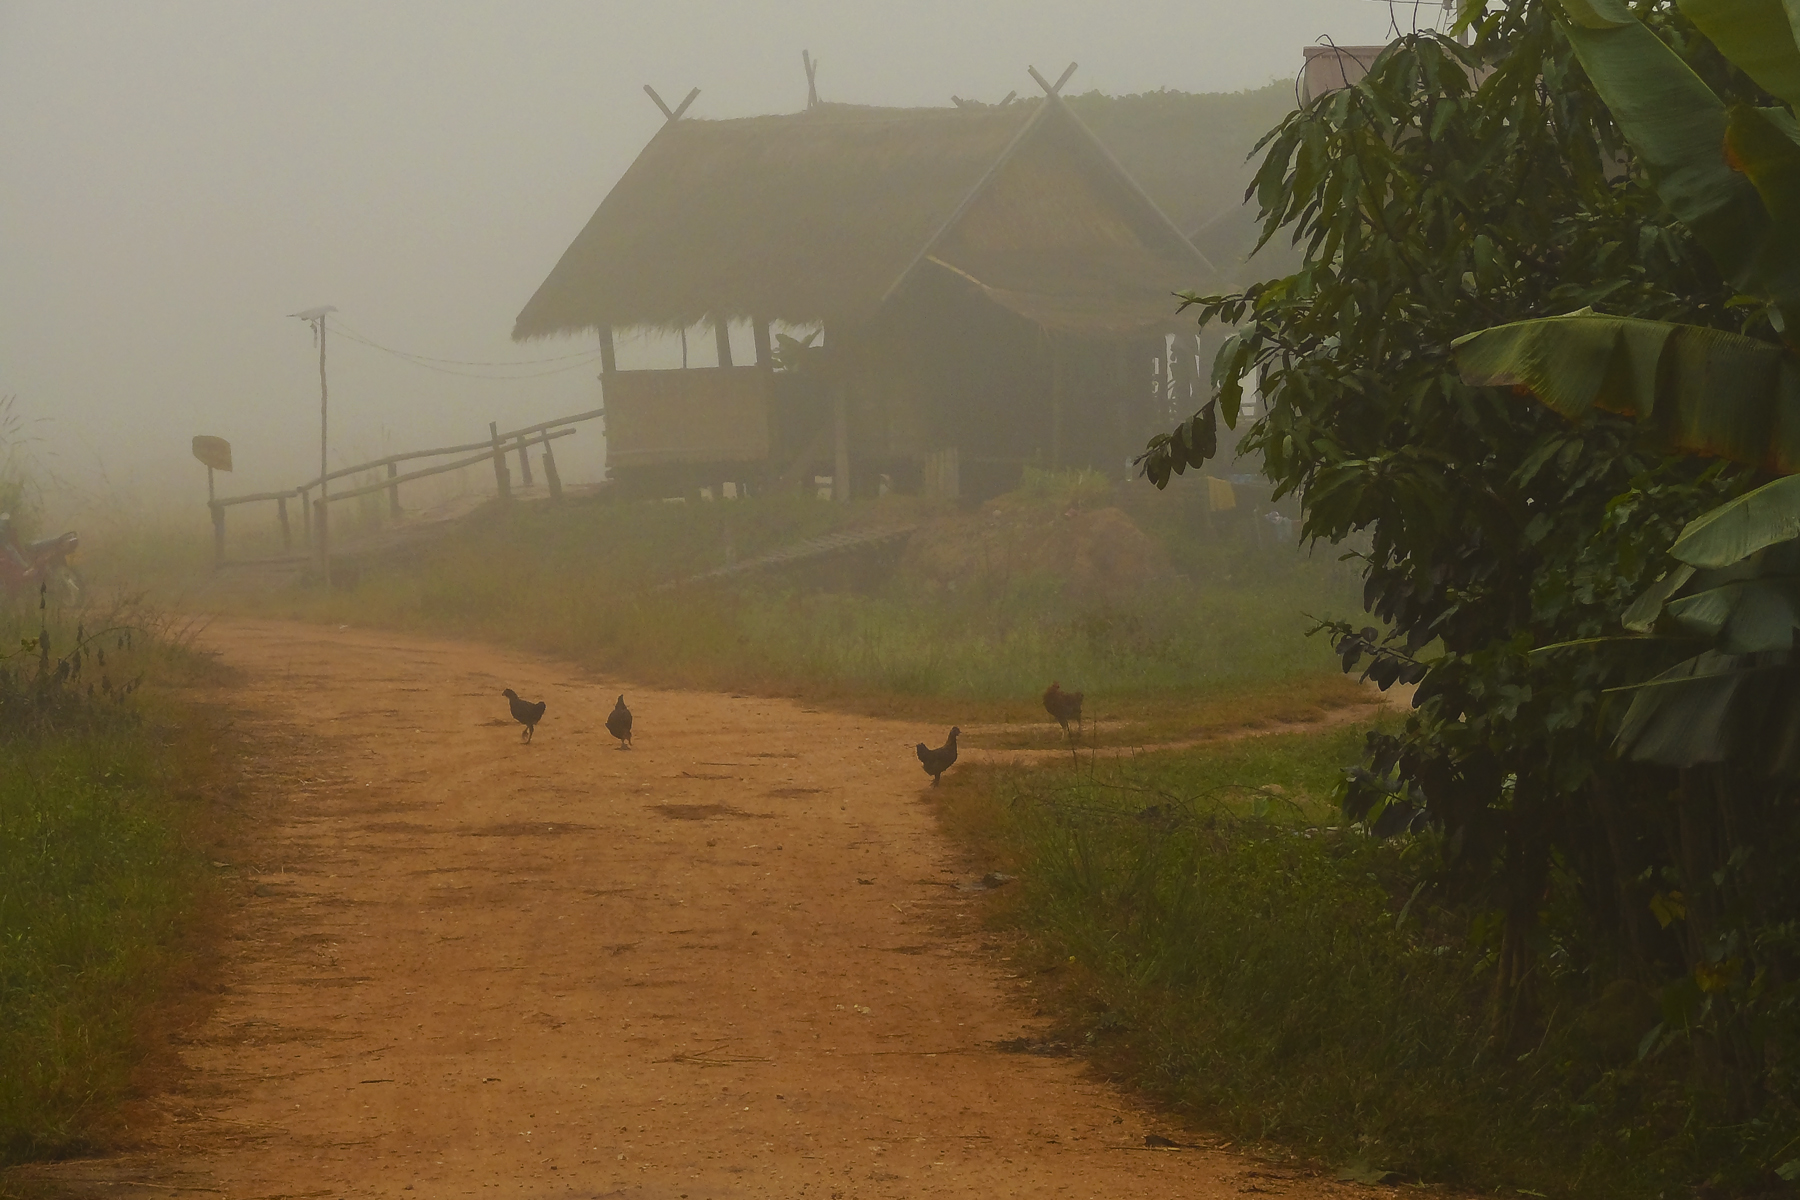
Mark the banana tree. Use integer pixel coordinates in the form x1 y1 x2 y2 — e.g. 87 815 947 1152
1454 0 1800 774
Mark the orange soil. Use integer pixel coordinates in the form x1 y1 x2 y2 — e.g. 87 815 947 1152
15 619 1411 1200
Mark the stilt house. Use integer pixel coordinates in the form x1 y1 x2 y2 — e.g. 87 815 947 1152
513 71 1232 500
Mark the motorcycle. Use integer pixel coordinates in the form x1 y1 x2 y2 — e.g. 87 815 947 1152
0 513 82 607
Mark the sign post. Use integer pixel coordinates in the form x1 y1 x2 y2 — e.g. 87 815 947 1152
192 436 233 566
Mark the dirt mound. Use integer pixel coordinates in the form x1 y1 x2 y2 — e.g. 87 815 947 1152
904 493 1174 604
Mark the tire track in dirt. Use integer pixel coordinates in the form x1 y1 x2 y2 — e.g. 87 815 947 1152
21 618 1402 1200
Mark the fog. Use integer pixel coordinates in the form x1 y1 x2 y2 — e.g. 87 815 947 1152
0 1 1434 521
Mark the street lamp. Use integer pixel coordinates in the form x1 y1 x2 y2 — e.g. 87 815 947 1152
290 305 336 579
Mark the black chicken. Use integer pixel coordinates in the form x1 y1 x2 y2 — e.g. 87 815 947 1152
916 726 960 786
606 694 633 749
502 689 546 742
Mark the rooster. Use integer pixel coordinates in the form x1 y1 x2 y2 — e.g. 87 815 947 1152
502 689 546 743
1043 681 1084 739
916 726 960 786
606 694 633 749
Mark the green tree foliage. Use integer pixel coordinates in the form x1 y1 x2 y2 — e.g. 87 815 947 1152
1139 0 1800 1177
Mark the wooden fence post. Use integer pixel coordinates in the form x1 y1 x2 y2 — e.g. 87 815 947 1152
387 462 401 518
516 437 534 487
540 430 563 501
490 421 511 499
210 502 225 566
298 487 312 549
278 496 292 551
314 496 328 574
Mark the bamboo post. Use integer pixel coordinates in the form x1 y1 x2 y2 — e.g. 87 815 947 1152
599 327 617 376
278 495 292 550
210 502 225 566
490 421 511 499
387 461 401 518
540 429 563 501
752 317 772 367
314 496 328 577
714 316 733 367
516 437 534 487
298 487 312 549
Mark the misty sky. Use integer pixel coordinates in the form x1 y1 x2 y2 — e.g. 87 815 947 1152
1 1 1438 512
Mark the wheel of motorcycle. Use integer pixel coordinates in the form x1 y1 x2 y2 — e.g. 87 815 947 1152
46 564 83 608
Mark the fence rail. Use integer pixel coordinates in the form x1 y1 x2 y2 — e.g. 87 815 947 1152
206 406 603 567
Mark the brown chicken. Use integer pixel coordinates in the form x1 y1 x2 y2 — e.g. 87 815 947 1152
1043 681 1084 738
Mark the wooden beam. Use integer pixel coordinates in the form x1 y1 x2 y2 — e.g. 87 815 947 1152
714 317 733 368
599 326 617 375
214 488 300 508
802 50 819 108
752 317 772 367
1027 63 1078 97
643 84 674 120
540 430 564 501
670 87 700 121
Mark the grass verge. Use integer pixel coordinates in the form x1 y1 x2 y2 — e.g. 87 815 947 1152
192 477 1368 723
0 604 225 1166
934 726 1788 1198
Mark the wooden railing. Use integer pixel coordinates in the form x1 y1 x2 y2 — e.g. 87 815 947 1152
208 406 603 566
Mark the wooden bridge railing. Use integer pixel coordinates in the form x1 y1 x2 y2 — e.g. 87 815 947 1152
207 406 603 566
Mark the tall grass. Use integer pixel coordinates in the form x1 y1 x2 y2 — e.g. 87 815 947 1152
0 604 217 1163
216 480 1364 717
940 730 1788 1197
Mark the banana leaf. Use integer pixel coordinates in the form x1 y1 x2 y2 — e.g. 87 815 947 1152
1452 309 1800 471
1558 0 1800 320
1671 474 1800 565
1679 0 1800 112
1612 649 1800 772
1664 578 1800 651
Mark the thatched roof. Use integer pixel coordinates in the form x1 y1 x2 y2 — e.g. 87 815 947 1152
513 92 1215 341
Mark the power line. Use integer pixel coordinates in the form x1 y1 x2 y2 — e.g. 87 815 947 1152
326 318 604 380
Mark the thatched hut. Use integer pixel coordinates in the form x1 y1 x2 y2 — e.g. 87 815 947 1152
514 78 1273 500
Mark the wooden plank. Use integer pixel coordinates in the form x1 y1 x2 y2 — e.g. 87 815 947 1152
603 368 768 467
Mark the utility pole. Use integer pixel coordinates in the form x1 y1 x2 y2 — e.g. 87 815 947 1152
290 305 336 580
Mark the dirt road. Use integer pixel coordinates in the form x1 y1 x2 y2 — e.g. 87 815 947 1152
27 619 1388 1199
